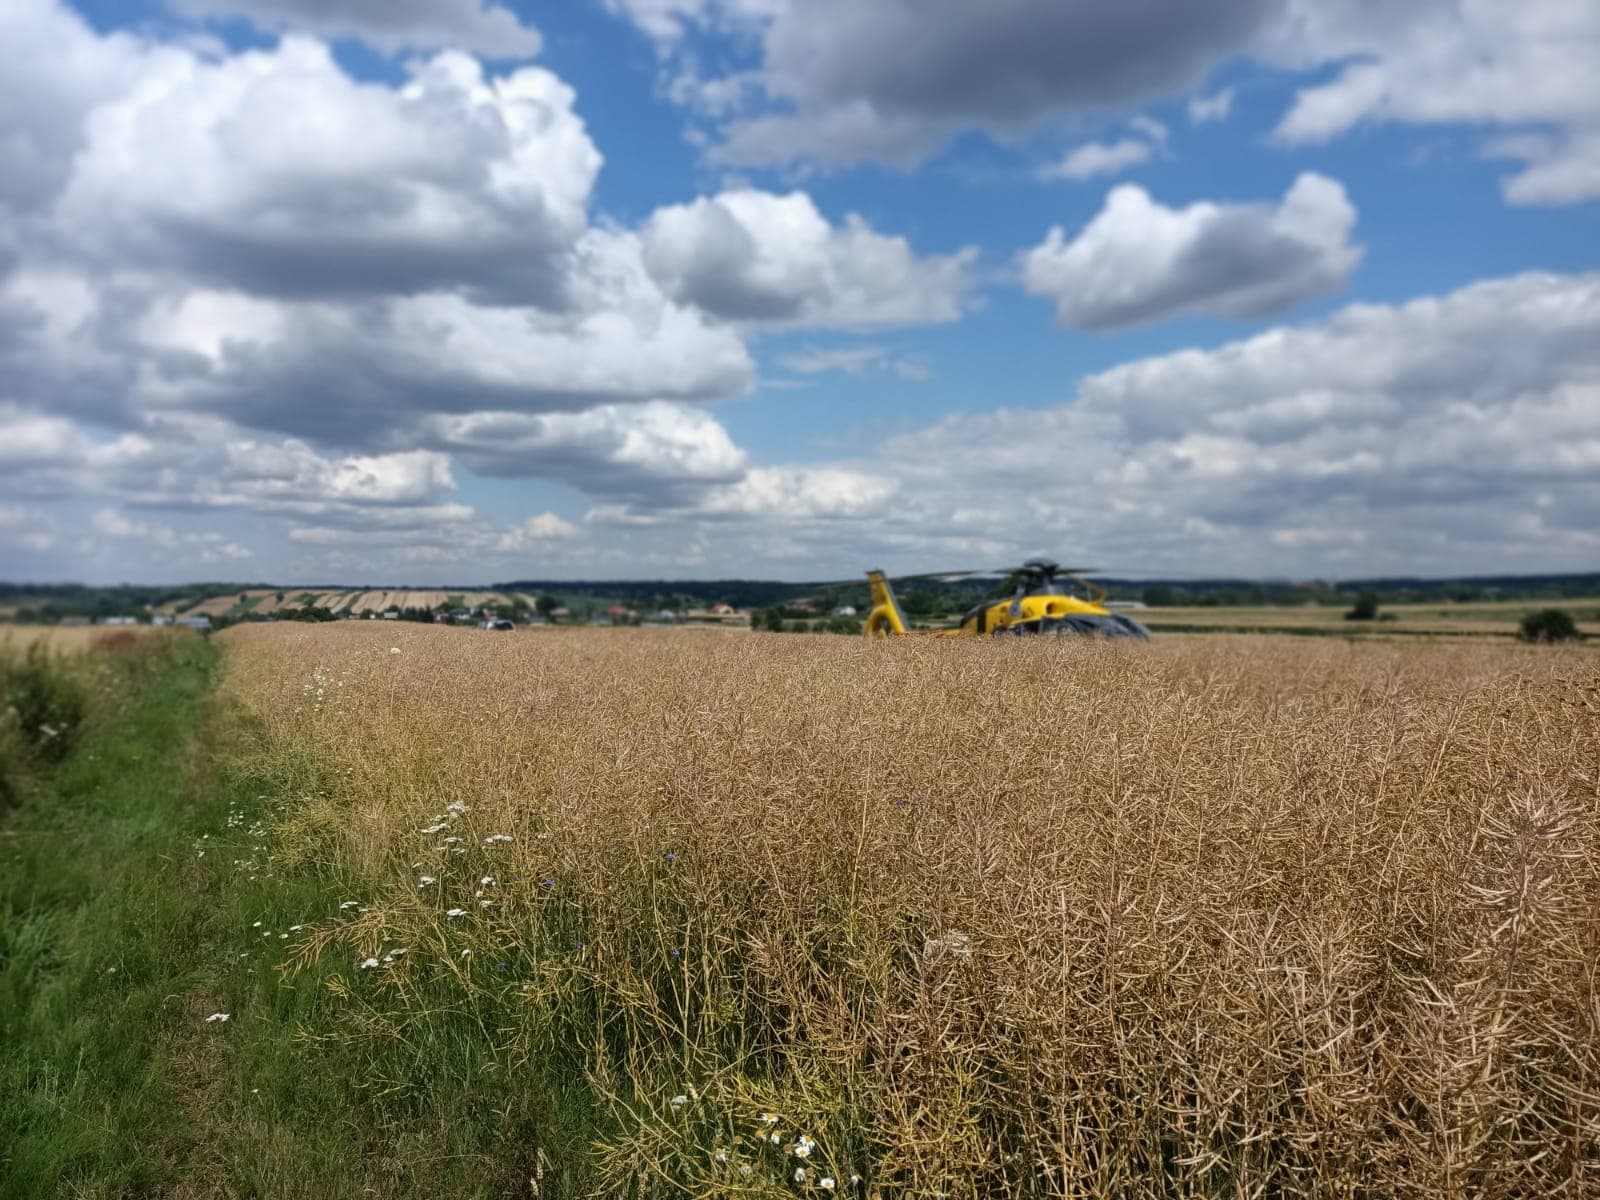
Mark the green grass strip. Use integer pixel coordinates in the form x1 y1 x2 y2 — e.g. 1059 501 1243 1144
0 641 587 1198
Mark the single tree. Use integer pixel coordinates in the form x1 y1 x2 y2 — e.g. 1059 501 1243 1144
1346 591 1380 621
1519 608 1580 643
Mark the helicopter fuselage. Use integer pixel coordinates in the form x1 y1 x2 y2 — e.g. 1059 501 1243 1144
863 569 1150 639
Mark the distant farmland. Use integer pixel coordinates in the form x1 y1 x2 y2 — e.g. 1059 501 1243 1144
165 588 528 619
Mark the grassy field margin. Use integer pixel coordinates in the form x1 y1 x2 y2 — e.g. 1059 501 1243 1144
0 637 582 1199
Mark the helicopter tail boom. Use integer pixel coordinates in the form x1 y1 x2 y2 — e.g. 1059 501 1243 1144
864 570 909 637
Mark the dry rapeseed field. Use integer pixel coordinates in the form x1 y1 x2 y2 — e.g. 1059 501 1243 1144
219 623 1600 1198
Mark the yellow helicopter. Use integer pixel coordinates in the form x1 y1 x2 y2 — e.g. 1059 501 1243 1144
862 558 1151 639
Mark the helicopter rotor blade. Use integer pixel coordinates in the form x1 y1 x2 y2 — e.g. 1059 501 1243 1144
787 563 1114 590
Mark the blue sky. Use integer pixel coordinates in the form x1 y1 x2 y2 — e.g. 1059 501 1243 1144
1 0 1597 583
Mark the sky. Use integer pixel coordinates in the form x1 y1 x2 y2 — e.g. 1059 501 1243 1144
1 0 1597 585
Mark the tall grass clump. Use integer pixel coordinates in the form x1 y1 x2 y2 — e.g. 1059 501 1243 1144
0 630 185 807
219 624 1600 1198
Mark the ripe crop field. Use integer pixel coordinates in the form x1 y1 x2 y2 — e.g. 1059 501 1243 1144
212 623 1600 1197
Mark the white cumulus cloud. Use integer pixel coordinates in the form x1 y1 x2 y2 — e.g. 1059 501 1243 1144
641 189 974 329
59 40 601 303
1021 173 1362 331
172 0 543 58
1039 139 1153 181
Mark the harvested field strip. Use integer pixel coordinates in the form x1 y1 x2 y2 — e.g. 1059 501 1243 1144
1143 599 1600 637
0 624 184 655
217 624 1600 1197
397 590 448 609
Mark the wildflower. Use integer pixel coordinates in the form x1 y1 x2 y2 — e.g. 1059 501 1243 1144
479 876 494 886
793 1135 814 1158
670 1094 688 1109
205 1012 230 1023
713 1150 729 1164
769 1132 781 1145
663 851 677 864
446 908 466 918
460 949 472 958
418 876 437 887
289 925 303 932
359 958 380 969
251 921 262 928
421 823 447 835
794 1167 807 1183
762 1113 779 1126
849 1175 861 1185
447 802 471 814
542 877 555 888
921 931 972 962
484 834 513 845
820 1179 836 1191
739 1165 752 1177
442 836 461 845
339 900 359 910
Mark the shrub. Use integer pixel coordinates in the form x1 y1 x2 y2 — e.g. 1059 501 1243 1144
1 644 87 762
1519 607 1581 643
1344 590 1380 621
